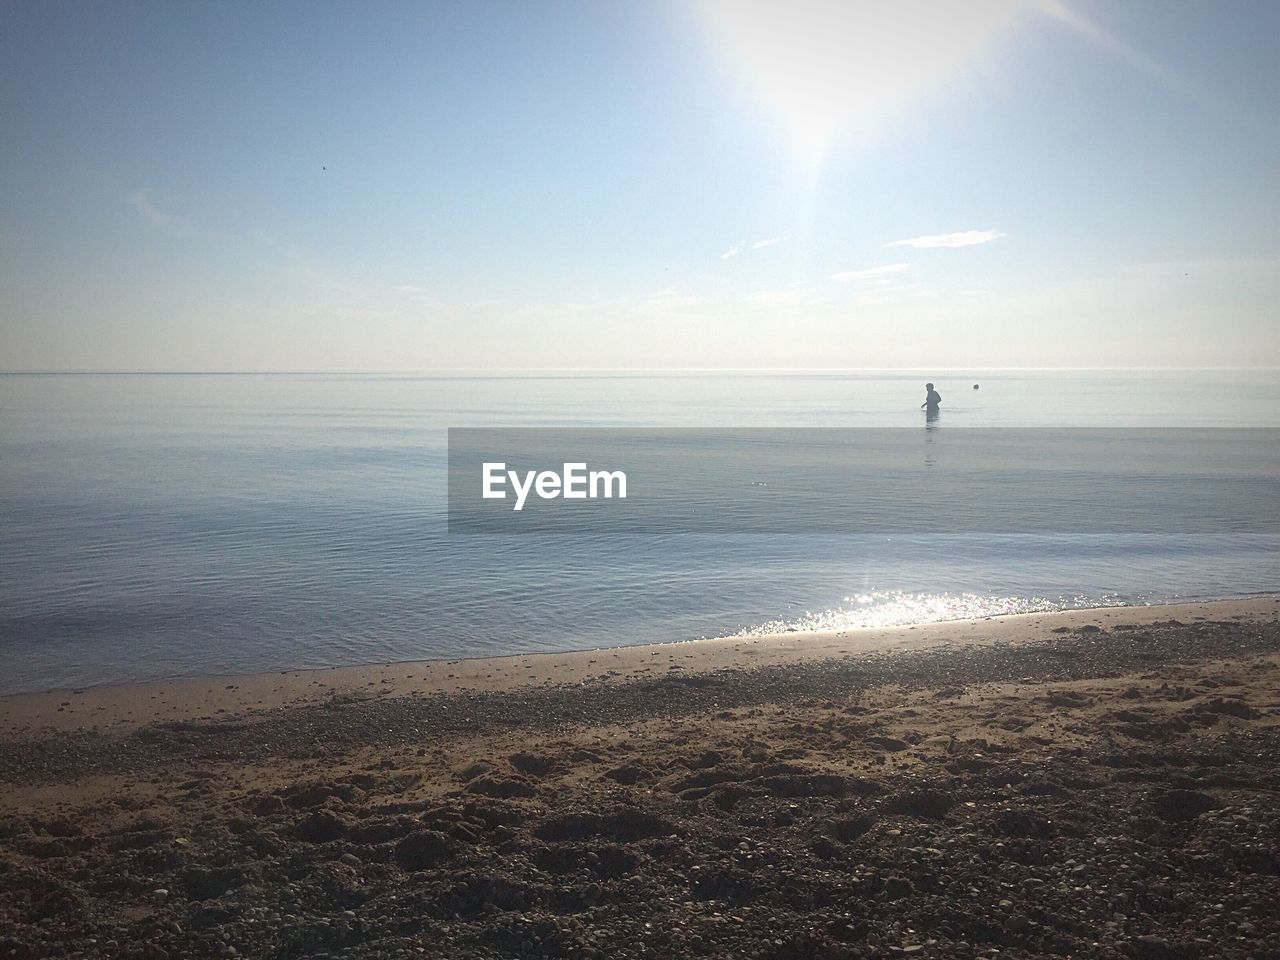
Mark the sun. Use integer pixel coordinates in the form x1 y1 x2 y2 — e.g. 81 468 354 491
701 0 1031 159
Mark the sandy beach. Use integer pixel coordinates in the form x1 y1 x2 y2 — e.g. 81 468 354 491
2 598 1279 959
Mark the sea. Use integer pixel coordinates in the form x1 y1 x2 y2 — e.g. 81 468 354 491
1 369 1277 694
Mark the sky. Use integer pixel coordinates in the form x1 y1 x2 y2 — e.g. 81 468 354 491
1 0 1278 371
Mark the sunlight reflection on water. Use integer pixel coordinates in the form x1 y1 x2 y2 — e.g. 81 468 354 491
730 589 1131 636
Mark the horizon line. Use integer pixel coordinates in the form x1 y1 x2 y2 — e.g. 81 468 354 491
3 365 1279 376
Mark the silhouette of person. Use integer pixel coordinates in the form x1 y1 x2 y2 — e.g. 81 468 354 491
921 382 942 414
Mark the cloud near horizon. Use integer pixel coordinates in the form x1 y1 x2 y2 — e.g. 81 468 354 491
127 188 188 234
831 262 910 283
722 236 787 260
887 229 1005 249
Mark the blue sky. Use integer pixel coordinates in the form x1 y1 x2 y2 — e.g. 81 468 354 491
2 0 1278 370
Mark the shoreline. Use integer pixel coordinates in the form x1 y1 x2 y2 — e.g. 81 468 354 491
3 596 1277 737
5 599 1274 742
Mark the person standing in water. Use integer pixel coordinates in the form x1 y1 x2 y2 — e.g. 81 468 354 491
921 382 942 413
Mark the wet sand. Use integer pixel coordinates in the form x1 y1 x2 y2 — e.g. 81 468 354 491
4 598 1277 736
2 598 1279 958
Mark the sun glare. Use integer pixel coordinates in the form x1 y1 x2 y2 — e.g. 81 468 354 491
702 0 1030 158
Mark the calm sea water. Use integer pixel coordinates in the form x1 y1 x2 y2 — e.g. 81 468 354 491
1 370 1277 694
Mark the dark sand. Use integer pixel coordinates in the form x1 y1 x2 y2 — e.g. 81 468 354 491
2 598 1279 959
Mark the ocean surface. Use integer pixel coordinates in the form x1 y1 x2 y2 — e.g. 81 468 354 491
2 369 1278 694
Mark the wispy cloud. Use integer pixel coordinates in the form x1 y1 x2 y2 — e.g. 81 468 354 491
127 188 188 234
831 262 910 283
722 236 788 260
887 230 1004 249
251 230 357 297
